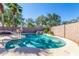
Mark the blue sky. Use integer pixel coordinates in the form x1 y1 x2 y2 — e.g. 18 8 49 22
20 3 79 21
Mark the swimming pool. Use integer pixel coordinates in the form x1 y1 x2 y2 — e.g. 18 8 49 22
5 33 66 49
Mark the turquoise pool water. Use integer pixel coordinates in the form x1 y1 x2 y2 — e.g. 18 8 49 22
5 34 66 49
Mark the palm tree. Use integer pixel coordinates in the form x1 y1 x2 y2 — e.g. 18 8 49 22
5 3 22 28
4 9 13 27
0 3 4 28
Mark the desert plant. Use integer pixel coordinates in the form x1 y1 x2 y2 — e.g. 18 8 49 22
43 27 49 33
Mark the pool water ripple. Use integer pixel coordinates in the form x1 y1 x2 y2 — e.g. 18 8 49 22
5 34 66 49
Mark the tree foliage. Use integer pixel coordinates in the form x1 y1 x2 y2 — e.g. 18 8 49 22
35 13 61 27
0 3 23 27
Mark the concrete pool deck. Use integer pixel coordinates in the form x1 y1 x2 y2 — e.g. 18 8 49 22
0 34 79 56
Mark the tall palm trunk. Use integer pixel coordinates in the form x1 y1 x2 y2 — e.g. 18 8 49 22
0 3 4 28
20 19 23 32
12 14 15 28
7 11 11 27
1 13 4 28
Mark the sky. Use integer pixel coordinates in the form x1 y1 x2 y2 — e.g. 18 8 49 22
20 3 79 22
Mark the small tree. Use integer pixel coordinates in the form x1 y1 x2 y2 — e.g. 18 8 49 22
26 18 35 28
35 15 47 26
47 13 61 27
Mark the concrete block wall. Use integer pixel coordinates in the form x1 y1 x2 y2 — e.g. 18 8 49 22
51 22 79 44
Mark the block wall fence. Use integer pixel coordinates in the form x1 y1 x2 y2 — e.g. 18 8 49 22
51 22 79 44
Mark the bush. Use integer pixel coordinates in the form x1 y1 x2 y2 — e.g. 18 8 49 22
43 27 49 33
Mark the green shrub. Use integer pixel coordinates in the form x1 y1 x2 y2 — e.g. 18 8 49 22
43 27 49 33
